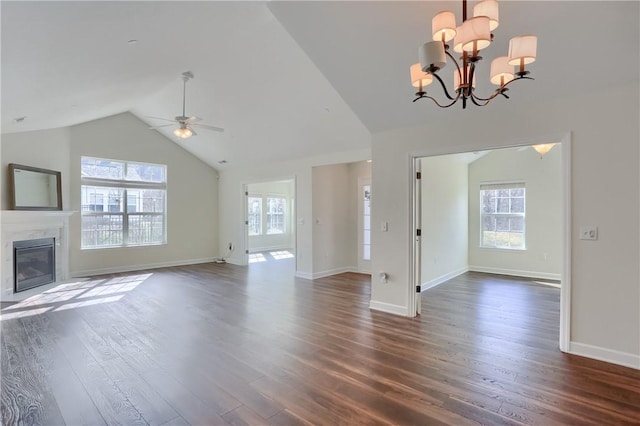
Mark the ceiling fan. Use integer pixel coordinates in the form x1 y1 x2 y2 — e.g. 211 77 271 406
147 71 224 139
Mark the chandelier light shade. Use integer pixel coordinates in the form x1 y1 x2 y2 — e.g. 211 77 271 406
490 56 514 86
508 35 538 66
410 63 433 89
459 17 492 52
454 66 476 91
432 11 457 42
411 0 537 109
419 41 447 72
473 0 499 31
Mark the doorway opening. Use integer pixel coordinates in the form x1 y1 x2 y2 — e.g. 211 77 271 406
409 135 571 351
244 179 296 272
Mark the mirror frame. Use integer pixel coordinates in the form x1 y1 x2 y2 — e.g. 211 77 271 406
8 163 63 211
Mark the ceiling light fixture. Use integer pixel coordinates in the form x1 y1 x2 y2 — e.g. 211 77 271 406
531 143 556 158
173 125 193 139
410 0 537 109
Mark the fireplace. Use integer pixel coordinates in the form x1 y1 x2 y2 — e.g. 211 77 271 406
14 238 56 293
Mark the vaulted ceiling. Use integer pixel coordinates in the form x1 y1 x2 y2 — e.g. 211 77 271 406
2 1 638 169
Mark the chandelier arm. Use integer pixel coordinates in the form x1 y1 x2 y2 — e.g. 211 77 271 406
470 95 491 107
422 92 461 108
431 72 457 101
445 49 464 91
471 75 535 102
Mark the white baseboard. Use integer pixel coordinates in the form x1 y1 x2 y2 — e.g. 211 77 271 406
295 271 313 280
369 300 409 316
468 266 561 281
569 342 640 370
72 257 217 277
422 267 468 292
224 258 244 266
311 266 357 279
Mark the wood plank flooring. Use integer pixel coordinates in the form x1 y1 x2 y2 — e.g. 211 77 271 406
2 262 639 425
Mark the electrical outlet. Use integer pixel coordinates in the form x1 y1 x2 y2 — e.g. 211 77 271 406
579 226 598 240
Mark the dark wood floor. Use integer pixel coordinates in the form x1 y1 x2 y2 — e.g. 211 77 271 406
2 263 639 425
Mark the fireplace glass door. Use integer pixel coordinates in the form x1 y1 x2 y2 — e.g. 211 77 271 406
14 238 56 292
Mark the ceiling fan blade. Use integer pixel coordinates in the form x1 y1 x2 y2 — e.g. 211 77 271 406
189 127 198 136
185 116 202 124
192 123 225 132
149 124 176 129
145 116 177 123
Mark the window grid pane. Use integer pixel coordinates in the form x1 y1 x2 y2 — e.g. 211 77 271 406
266 197 285 235
248 197 262 236
480 185 526 250
363 185 371 260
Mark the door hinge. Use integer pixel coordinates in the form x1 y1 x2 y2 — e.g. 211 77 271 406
416 172 421 180
245 191 248 196
416 285 421 293
245 220 249 225
245 250 249 254
416 229 421 236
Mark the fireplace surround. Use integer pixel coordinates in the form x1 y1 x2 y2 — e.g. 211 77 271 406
1 211 74 299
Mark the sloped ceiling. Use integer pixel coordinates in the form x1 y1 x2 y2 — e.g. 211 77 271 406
2 1 639 169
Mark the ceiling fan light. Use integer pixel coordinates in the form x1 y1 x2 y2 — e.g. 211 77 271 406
174 126 193 139
508 35 537 65
459 17 492 52
419 41 446 72
410 63 433 88
432 11 457 42
490 56 514 86
473 0 499 31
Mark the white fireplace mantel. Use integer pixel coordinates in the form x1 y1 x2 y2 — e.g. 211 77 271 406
1 210 76 299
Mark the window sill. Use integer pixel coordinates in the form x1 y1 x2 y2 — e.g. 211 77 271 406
81 242 167 251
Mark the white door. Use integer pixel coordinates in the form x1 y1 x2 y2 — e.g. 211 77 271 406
358 178 372 273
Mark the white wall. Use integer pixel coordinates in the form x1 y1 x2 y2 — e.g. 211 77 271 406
218 148 369 276
68 112 219 276
247 180 294 252
468 146 563 280
1 127 71 210
312 163 354 277
371 83 639 366
420 155 468 289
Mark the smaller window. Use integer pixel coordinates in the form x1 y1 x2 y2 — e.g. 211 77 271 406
266 197 285 235
480 183 525 250
248 196 262 236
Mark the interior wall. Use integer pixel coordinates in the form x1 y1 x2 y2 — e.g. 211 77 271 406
1 127 71 210
68 112 219 276
370 83 639 365
420 155 468 289
468 146 563 279
217 148 369 277
247 180 294 252
312 163 353 277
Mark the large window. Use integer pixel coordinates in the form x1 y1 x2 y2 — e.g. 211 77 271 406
81 157 167 249
480 183 525 250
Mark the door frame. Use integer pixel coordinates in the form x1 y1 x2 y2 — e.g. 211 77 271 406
242 176 297 269
408 132 572 352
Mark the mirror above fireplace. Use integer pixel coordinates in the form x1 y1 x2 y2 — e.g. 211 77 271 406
8 163 62 210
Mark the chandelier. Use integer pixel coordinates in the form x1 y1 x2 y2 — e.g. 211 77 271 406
410 0 537 109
